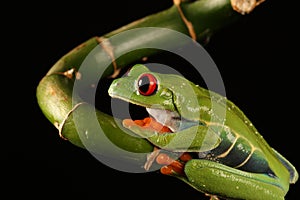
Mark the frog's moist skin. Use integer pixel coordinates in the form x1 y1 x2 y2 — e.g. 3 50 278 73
108 64 298 200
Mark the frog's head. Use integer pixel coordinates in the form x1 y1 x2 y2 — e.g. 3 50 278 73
108 64 200 132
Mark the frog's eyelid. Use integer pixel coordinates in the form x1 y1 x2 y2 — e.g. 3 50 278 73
124 67 132 77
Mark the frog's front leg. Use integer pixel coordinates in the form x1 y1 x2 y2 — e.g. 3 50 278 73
184 159 286 200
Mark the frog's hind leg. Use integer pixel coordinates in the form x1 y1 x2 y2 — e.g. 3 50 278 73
184 159 286 200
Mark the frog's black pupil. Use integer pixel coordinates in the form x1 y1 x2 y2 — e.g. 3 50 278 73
139 76 150 93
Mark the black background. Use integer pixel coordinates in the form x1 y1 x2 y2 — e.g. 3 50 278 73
4 0 299 199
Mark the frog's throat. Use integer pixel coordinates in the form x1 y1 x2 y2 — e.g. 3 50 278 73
146 107 199 132
146 107 181 132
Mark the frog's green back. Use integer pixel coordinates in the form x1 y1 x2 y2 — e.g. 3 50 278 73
158 72 295 192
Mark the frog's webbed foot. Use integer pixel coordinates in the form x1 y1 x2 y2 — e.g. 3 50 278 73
143 146 193 176
156 152 192 175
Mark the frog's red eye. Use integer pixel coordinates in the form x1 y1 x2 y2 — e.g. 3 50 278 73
137 73 157 96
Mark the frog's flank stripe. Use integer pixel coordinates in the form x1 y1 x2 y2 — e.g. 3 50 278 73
205 123 274 174
234 150 254 169
215 137 238 159
238 149 273 174
217 137 254 168
204 122 237 158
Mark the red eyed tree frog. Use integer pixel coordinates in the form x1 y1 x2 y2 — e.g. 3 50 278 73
108 64 298 200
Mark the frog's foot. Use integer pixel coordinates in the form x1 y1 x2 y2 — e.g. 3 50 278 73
156 152 192 176
123 117 172 135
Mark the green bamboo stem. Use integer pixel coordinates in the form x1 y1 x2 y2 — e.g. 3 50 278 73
36 0 262 167
47 0 241 76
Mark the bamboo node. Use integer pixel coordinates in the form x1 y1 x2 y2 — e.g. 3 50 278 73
231 0 265 15
58 102 86 140
56 68 81 80
96 37 121 78
173 0 197 41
